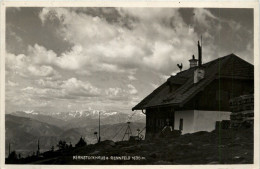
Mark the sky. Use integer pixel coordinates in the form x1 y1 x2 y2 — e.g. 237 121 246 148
5 7 254 114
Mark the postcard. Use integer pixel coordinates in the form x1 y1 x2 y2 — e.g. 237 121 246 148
0 1 259 169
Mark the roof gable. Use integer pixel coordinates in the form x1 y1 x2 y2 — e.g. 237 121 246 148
132 54 253 110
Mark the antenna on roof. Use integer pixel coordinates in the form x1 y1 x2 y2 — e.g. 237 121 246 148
201 35 202 46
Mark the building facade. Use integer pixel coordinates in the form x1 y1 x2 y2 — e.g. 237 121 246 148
132 44 254 139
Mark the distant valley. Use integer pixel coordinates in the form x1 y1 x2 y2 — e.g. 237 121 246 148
5 110 145 158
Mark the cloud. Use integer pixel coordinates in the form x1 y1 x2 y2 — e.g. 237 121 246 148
75 70 92 75
6 91 50 108
193 8 218 28
6 7 253 113
36 77 102 98
8 30 22 42
36 79 62 89
128 75 137 81
159 74 170 81
127 84 137 95
8 7 200 112
28 44 84 70
7 80 18 87
27 65 58 77
28 44 57 65
6 51 61 80
56 45 85 70
118 8 180 23
150 83 159 89
106 87 122 96
21 87 48 97
26 40 130 73
61 77 101 97
6 53 28 71
96 63 126 73
142 41 174 71
228 20 241 31
105 84 138 101
40 8 119 44
7 78 101 113
38 7 199 75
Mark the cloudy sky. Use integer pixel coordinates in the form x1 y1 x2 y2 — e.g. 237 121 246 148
5 7 253 114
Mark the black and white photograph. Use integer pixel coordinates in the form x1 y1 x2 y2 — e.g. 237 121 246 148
2 3 258 166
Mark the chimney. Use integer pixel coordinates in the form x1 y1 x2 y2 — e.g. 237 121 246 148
189 55 198 68
198 41 202 66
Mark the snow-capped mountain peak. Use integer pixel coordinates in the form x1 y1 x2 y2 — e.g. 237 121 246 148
24 110 38 115
11 109 145 125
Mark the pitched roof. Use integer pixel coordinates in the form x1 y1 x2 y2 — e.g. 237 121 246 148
132 54 254 110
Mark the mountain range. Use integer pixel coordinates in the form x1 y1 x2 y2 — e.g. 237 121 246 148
10 110 145 128
5 110 146 158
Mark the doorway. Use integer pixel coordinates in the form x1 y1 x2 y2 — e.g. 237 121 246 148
179 118 183 131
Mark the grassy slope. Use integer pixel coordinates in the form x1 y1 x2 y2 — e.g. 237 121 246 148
7 128 253 165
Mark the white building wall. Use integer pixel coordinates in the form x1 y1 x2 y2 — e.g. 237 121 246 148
174 110 231 134
193 110 231 132
174 110 195 134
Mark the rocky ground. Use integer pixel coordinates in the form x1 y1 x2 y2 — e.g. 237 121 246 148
6 128 253 165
